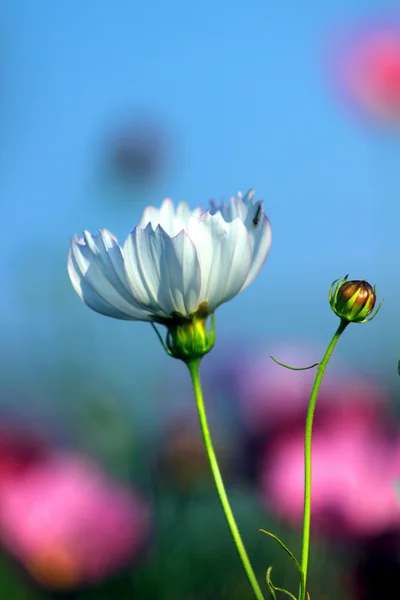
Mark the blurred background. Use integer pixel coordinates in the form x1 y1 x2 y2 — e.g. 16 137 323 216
1 0 400 598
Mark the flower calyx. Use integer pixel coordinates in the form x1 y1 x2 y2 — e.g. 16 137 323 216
154 302 216 362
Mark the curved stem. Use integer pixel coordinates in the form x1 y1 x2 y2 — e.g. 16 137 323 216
187 359 265 600
270 356 320 371
299 319 349 600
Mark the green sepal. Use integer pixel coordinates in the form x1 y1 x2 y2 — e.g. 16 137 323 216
362 297 384 323
328 275 348 309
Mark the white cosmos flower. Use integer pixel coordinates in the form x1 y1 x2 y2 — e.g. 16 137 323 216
67 190 272 323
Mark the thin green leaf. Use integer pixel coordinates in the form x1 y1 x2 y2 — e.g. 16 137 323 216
266 566 277 600
260 529 305 597
274 586 297 600
259 530 302 572
273 587 297 600
266 566 297 600
270 356 319 371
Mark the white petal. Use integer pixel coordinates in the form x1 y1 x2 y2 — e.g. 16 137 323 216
124 225 201 317
137 204 160 230
188 212 252 312
175 201 191 223
209 190 255 223
124 224 164 314
217 219 253 304
186 213 214 299
88 230 139 300
67 233 151 321
68 191 271 325
68 251 128 319
158 198 177 234
241 212 272 291
137 198 177 236
176 201 203 227
210 191 272 292
157 228 201 315
137 198 204 237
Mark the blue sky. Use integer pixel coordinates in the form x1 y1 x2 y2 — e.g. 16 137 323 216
1 0 399 393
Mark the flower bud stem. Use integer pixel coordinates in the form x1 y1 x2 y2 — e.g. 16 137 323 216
186 359 265 600
299 318 349 600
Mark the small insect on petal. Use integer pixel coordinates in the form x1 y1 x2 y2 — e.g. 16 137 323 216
252 204 262 228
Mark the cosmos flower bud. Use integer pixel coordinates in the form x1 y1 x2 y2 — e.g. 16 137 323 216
328 275 383 323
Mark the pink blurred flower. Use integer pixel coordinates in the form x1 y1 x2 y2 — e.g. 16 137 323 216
329 18 400 125
260 391 400 539
235 343 323 433
234 341 388 435
0 451 149 589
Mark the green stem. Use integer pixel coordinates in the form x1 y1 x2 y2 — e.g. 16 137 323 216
187 359 265 600
299 319 349 600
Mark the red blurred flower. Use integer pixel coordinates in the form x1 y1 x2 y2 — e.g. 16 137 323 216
330 18 400 125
